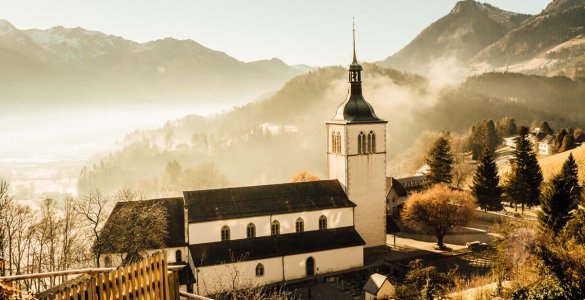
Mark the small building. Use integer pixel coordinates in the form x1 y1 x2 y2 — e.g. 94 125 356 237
364 273 395 300
538 135 555 155
386 175 430 217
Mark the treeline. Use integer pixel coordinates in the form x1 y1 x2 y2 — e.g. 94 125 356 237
0 182 163 293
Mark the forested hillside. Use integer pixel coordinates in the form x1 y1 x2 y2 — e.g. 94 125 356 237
78 65 585 196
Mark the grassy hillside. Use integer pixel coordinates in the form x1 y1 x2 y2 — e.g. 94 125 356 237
539 145 585 181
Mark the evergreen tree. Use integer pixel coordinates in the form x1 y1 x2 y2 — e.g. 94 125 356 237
540 121 554 135
560 153 582 205
538 174 574 234
468 120 498 160
497 117 517 137
485 120 499 156
426 134 454 185
505 126 544 214
472 150 503 211
559 133 576 152
538 155 581 234
554 129 568 152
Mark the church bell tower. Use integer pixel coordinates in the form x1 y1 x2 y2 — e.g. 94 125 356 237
326 21 387 249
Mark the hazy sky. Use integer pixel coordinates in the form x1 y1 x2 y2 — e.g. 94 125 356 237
2 0 550 66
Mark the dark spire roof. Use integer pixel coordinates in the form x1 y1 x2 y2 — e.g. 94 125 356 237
331 20 385 124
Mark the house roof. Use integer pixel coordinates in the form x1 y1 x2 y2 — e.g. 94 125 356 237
387 177 407 198
101 197 186 252
363 273 389 294
396 175 427 185
540 135 554 145
189 227 365 267
184 180 356 223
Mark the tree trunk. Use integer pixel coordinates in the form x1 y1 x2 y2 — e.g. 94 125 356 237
436 233 445 249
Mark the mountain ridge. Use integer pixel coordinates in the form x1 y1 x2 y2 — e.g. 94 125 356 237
0 19 309 111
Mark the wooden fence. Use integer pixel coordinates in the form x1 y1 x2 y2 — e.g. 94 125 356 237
38 251 180 300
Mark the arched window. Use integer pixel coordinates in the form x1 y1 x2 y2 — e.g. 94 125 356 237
255 263 264 277
104 255 112 268
296 217 304 232
175 250 182 262
306 257 315 276
331 132 336 153
368 131 376 153
221 225 230 241
247 223 256 238
336 132 342 153
271 220 280 235
358 132 366 154
319 215 327 230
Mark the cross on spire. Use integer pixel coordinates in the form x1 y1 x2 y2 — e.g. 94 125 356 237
352 17 357 64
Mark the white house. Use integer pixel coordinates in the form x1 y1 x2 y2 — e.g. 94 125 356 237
538 135 555 155
101 36 389 297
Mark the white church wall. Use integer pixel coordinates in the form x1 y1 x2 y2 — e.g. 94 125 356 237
271 207 354 234
195 257 283 296
189 215 271 244
189 207 354 244
283 246 363 281
346 153 387 247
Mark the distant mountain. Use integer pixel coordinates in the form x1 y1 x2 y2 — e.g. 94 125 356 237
382 0 585 79
381 0 530 74
0 20 307 111
470 0 585 77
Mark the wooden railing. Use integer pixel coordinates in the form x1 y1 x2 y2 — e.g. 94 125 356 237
0 252 183 300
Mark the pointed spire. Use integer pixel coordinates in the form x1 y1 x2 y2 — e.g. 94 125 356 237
352 17 357 64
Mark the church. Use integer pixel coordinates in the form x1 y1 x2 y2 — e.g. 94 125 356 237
101 31 389 296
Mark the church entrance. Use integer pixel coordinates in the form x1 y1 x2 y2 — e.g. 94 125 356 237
306 257 315 276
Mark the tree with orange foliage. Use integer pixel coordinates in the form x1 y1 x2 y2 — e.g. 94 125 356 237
401 184 476 249
290 170 320 182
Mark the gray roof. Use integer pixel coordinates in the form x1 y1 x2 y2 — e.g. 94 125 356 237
184 180 356 223
189 227 365 267
331 91 385 123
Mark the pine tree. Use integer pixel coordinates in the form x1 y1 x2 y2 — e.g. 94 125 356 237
485 120 499 156
538 174 574 234
426 134 454 185
472 150 503 211
505 126 544 214
538 155 581 234
560 153 582 205
560 133 576 153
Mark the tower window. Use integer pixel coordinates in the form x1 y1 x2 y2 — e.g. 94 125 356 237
319 215 327 230
368 131 376 153
247 223 256 238
332 132 342 154
175 250 182 262
271 220 280 235
331 132 336 153
336 132 341 153
221 225 230 241
296 217 304 232
358 132 366 154
255 263 264 277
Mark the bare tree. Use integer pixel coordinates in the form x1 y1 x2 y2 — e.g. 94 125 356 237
104 199 168 265
74 189 111 267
